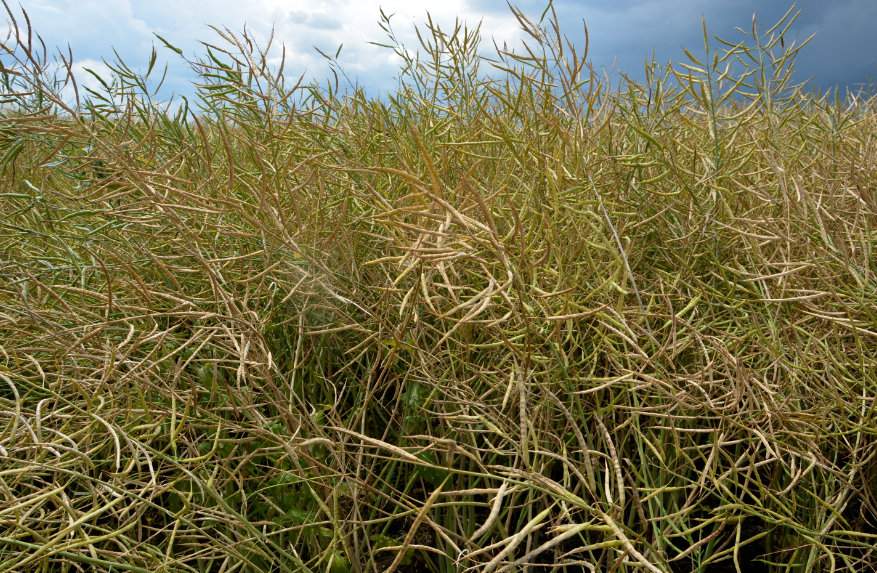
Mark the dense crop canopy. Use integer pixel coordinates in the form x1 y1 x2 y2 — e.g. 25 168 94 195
1 3 875 572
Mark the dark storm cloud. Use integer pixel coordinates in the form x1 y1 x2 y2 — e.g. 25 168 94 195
472 0 877 91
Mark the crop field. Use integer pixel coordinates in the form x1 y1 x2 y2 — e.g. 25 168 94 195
0 3 875 572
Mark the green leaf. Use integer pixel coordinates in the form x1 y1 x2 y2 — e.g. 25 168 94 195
328 552 351 573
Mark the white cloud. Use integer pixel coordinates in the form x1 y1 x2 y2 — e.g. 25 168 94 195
58 58 112 105
16 0 525 96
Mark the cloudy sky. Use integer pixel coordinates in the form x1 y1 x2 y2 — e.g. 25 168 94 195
8 0 877 100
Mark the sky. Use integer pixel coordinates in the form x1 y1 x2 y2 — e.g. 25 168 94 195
6 1 877 102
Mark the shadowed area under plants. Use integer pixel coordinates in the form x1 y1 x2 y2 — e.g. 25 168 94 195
1 1 876 571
